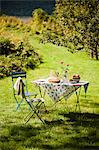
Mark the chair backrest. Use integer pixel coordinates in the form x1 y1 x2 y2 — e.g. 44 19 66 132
12 72 26 79
11 72 28 96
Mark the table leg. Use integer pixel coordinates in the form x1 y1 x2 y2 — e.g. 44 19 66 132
38 86 46 98
75 86 81 112
38 86 42 97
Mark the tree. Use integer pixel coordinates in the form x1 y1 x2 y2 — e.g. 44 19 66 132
54 0 99 59
30 8 49 33
41 0 99 60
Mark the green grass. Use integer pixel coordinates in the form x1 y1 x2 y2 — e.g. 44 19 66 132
0 34 99 150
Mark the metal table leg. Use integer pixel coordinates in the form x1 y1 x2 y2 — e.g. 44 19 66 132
74 86 81 112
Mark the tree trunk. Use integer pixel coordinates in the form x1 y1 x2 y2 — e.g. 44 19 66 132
91 49 94 58
94 42 98 60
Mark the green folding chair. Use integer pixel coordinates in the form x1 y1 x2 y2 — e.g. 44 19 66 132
11 72 46 124
11 72 37 110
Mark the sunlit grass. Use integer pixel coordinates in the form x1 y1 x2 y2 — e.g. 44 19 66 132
0 34 99 150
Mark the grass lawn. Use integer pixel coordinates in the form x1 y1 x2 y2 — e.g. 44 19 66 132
0 34 99 150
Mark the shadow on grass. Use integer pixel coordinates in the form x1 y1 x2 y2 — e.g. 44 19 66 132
0 112 99 150
59 112 99 127
44 112 99 150
0 125 43 150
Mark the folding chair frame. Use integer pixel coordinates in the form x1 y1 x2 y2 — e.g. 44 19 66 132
11 72 37 110
24 98 46 124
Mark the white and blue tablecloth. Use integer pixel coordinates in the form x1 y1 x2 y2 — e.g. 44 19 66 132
33 79 89 102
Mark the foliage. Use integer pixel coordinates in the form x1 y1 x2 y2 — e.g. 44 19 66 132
39 0 99 59
29 8 49 33
0 15 31 32
0 37 14 55
0 16 23 29
0 36 42 78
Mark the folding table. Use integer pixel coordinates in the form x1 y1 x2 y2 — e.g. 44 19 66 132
32 79 89 112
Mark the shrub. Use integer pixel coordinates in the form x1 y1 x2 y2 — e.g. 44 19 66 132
0 15 31 32
0 37 42 78
0 37 15 55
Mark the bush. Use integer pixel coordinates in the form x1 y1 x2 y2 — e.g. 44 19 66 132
0 37 15 55
0 15 31 32
0 37 42 78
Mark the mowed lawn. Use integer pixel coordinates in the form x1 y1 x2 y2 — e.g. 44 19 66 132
0 36 99 150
